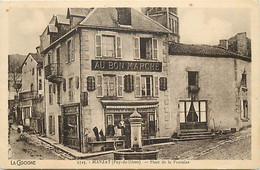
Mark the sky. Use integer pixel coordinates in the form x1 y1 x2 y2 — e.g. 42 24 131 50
8 7 251 55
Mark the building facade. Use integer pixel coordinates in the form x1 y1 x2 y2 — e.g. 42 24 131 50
168 43 251 133
41 8 172 152
19 49 45 134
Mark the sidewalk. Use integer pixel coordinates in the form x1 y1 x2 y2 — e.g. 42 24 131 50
37 136 127 159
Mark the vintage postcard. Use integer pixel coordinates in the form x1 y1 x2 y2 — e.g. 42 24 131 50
0 0 260 169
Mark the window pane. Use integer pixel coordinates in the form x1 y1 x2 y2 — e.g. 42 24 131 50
201 112 206 122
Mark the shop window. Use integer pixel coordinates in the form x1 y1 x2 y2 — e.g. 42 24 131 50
95 34 121 58
49 84 53 104
49 115 55 135
241 100 249 120
134 37 158 60
87 76 95 91
69 77 74 101
39 79 42 90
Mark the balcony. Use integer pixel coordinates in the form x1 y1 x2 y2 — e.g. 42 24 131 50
19 91 37 100
44 63 63 83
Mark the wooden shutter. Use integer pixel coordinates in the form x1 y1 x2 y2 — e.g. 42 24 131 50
52 116 55 134
134 37 140 59
71 38 75 61
63 79 66 92
95 34 102 57
160 77 167 91
81 92 88 106
135 75 141 97
96 74 103 97
117 75 123 97
116 36 122 58
87 76 95 91
49 116 52 134
154 76 159 97
152 38 158 60
53 83 56 94
240 100 244 119
75 76 79 89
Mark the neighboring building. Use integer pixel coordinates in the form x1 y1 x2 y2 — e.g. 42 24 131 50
8 54 26 124
141 7 180 43
168 43 251 132
41 7 172 152
19 47 45 134
218 32 251 58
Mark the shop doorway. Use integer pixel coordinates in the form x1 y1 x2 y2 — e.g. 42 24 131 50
179 100 207 129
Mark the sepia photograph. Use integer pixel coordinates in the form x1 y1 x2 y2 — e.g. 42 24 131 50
1 0 260 169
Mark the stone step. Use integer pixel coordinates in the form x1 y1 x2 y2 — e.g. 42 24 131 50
172 136 213 141
180 129 208 133
178 134 214 139
179 132 212 136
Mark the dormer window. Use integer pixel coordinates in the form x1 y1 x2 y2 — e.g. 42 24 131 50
116 8 131 26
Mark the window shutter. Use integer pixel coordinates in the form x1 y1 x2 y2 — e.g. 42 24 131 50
116 36 122 58
159 77 167 91
52 116 55 134
152 38 158 60
240 100 243 119
117 75 123 97
135 75 141 97
81 92 88 106
95 34 102 57
49 116 52 134
134 37 140 59
87 76 95 91
63 79 66 92
71 38 75 61
75 76 79 89
154 76 159 97
53 83 56 94
96 74 103 97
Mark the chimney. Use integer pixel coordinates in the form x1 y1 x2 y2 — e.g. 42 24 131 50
219 39 228 49
116 8 132 25
36 46 41 54
236 32 248 56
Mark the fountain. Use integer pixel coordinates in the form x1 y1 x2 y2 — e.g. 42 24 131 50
114 109 159 160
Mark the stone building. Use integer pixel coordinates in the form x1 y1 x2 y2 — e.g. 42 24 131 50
41 8 172 152
168 43 251 133
141 7 180 43
19 48 45 134
218 32 251 58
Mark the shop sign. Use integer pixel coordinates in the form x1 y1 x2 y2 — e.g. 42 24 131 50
92 60 162 72
105 107 155 113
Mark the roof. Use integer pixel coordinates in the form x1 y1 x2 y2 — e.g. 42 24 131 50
8 54 27 73
67 8 93 18
48 24 58 33
169 43 251 62
29 53 43 64
56 14 69 25
80 8 172 34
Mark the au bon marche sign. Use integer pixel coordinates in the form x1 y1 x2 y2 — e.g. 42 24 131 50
92 60 162 72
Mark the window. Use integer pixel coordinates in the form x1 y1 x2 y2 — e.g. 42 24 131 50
39 68 42 76
69 77 74 101
141 76 153 97
96 75 123 97
95 34 121 58
57 84 61 104
30 83 34 91
32 68 34 75
134 37 158 60
188 71 199 99
103 75 116 97
49 84 53 104
49 115 55 135
39 79 42 90
67 39 75 63
47 52 52 65
241 72 247 88
241 100 249 119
